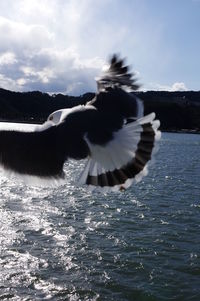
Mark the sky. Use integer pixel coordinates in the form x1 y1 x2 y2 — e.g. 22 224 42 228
0 0 199 95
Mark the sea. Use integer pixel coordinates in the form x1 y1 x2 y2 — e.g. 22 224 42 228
0 123 199 301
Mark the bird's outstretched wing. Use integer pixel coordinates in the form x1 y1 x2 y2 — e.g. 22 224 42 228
0 126 66 179
0 106 95 182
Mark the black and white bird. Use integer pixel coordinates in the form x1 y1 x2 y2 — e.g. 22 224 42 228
0 55 161 192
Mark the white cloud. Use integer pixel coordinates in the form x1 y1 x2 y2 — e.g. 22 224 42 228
0 0 160 94
0 16 53 53
0 44 104 94
0 0 195 94
0 12 105 95
0 52 17 65
170 82 187 91
17 78 27 86
146 82 188 92
0 0 144 94
0 73 19 91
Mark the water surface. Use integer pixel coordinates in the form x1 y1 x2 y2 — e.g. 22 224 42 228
0 123 199 301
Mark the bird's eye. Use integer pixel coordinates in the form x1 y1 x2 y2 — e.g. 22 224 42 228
49 115 53 121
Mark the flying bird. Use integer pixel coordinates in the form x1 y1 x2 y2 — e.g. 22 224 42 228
0 55 161 192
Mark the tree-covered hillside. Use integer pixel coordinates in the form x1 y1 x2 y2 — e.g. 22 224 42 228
0 88 199 132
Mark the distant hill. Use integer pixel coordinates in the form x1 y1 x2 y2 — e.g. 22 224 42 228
0 88 94 123
137 91 200 132
0 88 200 132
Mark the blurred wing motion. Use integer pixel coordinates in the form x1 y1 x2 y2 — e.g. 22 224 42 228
96 54 140 91
0 55 161 191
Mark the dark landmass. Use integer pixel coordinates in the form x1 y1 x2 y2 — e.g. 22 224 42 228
0 88 200 133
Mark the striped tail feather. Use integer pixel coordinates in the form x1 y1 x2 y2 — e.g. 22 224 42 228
79 113 161 192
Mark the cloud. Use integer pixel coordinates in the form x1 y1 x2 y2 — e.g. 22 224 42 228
0 11 105 95
0 16 53 53
0 0 169 94
170 82 187 91
0 0 148 95
0 44 104 94
0 73 19 91
0 52 17 65
0 0 196 94
145 82 188 92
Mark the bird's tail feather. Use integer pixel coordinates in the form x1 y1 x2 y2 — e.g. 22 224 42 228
79 113 161 192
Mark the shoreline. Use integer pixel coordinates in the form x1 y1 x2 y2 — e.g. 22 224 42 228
163 129 200 135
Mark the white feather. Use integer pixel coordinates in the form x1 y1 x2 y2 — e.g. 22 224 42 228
79 113 161 192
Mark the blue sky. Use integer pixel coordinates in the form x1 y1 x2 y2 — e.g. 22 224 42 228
0 0 199 95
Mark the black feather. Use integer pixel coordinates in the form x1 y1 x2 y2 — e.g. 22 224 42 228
97 54 140 91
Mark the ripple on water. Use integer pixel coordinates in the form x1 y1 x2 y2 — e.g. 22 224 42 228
0 132 200 300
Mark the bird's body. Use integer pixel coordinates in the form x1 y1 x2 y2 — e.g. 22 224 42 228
0 55 161 191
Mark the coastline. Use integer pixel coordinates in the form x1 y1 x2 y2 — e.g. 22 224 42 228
163 129 200 134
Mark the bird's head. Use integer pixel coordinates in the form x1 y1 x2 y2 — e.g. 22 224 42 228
47 109 71 125
47 110 63 125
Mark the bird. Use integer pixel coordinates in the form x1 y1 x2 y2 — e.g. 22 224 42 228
0 54 161 192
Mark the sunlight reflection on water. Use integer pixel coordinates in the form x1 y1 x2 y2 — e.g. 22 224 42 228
0 123 200 300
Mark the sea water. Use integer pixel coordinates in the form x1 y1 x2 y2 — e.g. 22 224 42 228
0 123 200 301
